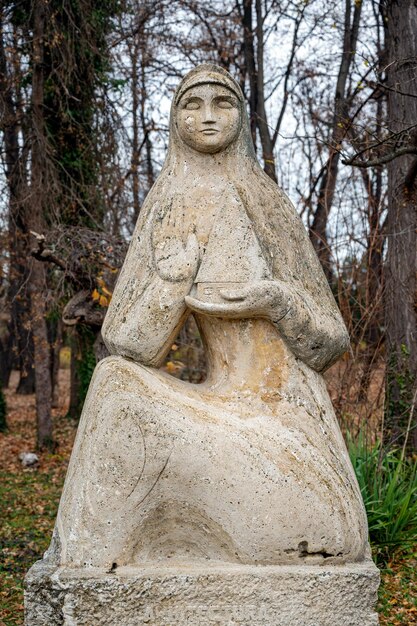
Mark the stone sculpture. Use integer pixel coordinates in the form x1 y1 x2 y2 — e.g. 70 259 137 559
25 64 379 626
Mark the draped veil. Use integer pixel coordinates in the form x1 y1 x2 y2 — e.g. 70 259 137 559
102 64 347 370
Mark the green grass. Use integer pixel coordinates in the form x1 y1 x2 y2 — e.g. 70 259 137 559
0 469 63 626
348 434 417 563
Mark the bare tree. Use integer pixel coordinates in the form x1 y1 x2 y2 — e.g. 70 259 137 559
309 0 363 277
383 0 417 447
339 0 417 447
0 9 35 394
28 0 54 449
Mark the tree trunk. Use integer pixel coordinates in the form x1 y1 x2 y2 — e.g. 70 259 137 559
359 168 384 399
30 260 53 448
29 0 53 449
384 0 417 448
0 15 35 394
348 99 384 399
141 46 154 192
51 317 63 408
131 36 141 222
0 333 12 388
16 325 35 394
0 385 7 433
242 0 258 148
254 0 277 182
67 328 81 420
309 0 362 278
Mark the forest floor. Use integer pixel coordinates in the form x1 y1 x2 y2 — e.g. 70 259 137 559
0 369 416 625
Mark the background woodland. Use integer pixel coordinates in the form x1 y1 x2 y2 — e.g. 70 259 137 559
1 2 417 623
0 0 417 491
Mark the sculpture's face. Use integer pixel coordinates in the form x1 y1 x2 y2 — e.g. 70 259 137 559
177 83 241 154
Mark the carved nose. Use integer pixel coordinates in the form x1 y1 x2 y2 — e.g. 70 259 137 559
202 105 216 124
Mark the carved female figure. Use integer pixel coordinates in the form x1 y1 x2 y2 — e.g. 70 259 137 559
49 65 370 570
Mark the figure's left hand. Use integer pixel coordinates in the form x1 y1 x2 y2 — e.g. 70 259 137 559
185 280 292 320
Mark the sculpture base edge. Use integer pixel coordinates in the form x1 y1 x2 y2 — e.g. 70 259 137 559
24 559 380 625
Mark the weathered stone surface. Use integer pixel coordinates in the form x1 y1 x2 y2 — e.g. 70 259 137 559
25 560 380 626
46 353 369 570
25 64 379 624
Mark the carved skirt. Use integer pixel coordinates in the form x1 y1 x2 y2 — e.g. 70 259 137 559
50 354 369 569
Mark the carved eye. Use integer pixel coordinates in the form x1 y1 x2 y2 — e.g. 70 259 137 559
216 99 234 109
184 100 200 110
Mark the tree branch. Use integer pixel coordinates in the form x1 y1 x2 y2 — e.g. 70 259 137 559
30 231 67 271
29 231 84 289
343 146 417 168
341 122 417 164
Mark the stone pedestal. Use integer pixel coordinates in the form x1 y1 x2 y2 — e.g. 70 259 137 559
25 560 380 626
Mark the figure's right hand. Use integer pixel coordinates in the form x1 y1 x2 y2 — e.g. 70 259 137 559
185 280 293 320
154 232 199 282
